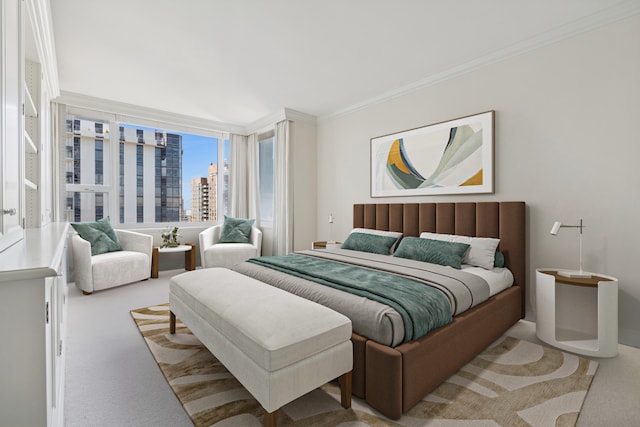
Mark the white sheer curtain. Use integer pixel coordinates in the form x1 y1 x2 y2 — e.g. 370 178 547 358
272 120 292 255
229 133 260 224
229 134 248 217
246 133 260 224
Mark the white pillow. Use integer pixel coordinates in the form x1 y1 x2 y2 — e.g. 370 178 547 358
350 228 403 254
419 232 500 270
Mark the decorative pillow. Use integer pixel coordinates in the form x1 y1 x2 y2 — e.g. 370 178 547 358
341 232 400 255
71 216 122 256
419 232 500 270
218 216 255 244
394 237 470 269
348 228 403 254
494 251 505 268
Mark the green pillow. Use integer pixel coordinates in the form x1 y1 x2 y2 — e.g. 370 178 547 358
494 251 505 268
218 216 255 243
393 237 470 269
341 232 399 255
71 217 122 256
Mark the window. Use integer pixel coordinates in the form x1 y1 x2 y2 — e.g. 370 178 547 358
259 131 275 223
64 108 230 225
118 123 229 224
64 116 112 223
95 139 103 185
64 107 229 225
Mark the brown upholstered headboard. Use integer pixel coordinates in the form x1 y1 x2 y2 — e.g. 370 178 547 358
353 202 526 313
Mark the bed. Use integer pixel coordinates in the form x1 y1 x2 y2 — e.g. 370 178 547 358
233 201 526 419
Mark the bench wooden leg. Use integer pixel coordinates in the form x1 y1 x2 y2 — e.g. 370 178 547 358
169 311 176 334
263 409 277 427
338 371 352 409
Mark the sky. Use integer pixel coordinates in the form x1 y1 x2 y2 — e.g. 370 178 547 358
180 132 219 211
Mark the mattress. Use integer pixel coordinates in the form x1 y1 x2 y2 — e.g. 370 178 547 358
233 248 513 347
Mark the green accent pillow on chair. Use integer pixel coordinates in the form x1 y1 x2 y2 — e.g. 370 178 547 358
71 216 122 256
219 216 255 243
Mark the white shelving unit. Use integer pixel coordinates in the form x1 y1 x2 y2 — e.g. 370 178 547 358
536 269 618 357
24 81 37 118
25 128 38 153
24 59 41 227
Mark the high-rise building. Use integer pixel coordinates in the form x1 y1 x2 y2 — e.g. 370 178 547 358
153 132 182 223
190 162 227 223
190 177 209 222
207 163 218 221
64 119 182 224
209 161 229 221
119 125 182 223
65 119 110 222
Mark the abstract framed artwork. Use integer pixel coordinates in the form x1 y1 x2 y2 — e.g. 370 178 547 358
371 111 494 197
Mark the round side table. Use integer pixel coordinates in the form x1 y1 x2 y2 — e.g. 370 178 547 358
151 243 196 278
535 269 618 357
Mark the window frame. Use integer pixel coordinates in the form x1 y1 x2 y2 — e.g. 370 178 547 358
258 130 275 226
63 105 230 227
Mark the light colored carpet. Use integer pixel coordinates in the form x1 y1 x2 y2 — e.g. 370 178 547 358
131 303 598 426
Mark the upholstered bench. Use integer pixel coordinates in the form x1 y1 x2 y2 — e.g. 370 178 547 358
169 268 353 426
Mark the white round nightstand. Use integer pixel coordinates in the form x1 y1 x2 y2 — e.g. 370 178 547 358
535 269 618 357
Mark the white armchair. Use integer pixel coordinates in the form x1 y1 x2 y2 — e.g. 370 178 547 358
71 229 153 295
199 224 262 269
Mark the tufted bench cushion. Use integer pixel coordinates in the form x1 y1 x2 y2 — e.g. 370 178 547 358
169 268 353 426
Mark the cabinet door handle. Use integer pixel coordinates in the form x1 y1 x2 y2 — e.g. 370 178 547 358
3 208 17 216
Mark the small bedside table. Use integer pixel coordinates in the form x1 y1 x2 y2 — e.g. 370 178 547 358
312 241 342 250
151 243 196 278
536 269 618 357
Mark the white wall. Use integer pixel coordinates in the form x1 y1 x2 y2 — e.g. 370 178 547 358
291 119 318 251
315 16 640 347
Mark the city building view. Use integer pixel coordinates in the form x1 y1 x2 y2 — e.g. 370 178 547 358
188 163 228 222
65 118 226 224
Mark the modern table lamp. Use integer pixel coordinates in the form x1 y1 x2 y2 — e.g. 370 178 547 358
549 218 591 278
327 213 335 244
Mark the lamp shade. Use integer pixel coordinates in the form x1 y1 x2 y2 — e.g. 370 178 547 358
550 221 562 235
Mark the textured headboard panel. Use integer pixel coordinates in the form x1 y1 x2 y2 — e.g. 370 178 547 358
353 202 526 312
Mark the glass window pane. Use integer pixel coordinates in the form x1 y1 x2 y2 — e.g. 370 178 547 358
65 115 111 187
65 191 109 222
119 123 220 224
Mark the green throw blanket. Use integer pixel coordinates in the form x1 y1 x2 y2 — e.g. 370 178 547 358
248 254 452 343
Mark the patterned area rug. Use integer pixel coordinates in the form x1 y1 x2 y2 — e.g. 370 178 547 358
131 304 598 426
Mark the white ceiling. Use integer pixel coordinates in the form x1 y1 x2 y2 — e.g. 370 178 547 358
50 0 639 127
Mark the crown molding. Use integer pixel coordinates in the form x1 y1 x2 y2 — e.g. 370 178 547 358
55 91 247 135
56 91 317 137
243 108 317 135
26 0 60 97
319 0 640 122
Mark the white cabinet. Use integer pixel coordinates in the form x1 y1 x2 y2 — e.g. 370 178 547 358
536 269 618 358
0 0 25 252
1 0 56 253
0 223 69 426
